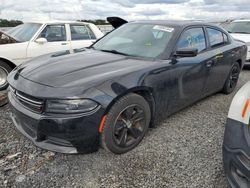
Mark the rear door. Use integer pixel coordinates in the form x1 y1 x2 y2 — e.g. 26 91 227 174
27 24 70 58
203 27 232 94
69 24 96 49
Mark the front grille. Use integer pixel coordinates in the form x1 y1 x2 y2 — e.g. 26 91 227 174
238 154 250 168
11 87 44 113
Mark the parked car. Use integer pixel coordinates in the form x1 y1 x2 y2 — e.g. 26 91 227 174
223 20 250 66
7 17 247 154
223 81 250 188
0 21 104 90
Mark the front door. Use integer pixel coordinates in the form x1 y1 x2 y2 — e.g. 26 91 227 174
27 24 71 59
166 27 211 113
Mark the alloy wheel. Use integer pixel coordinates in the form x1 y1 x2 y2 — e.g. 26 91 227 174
228 64 240 90
113 104 146 148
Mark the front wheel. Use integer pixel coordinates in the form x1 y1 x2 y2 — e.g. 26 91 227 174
222 62 241 94
0 61 12 91
100 93 151 154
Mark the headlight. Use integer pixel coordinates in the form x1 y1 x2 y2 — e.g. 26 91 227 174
45 99 98 113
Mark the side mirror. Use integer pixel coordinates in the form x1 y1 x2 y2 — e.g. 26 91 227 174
174 48 198 57
35 38 47 45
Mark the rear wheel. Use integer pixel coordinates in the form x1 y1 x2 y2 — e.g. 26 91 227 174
101 93 151 154
0 61 12 91
222 62 241 94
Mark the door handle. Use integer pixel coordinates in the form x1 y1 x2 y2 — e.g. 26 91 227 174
206 60 213 68
61 42 69 45
215 54 224 59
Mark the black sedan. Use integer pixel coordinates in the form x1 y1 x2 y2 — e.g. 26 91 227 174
7 18 247 154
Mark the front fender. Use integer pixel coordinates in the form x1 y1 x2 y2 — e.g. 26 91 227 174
228 81 250 125
0 55 18 67
96 79 154 112
0 42 30 66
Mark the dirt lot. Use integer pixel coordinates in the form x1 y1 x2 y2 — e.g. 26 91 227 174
0 70 250 188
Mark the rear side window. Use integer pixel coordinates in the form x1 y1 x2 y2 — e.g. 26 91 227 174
39 24 66 42
70 25 96 40
177 27 206 53
207 28 225 48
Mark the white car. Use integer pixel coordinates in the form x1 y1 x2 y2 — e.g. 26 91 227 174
223 81 250 187
224 20 250 65
0 21 104 90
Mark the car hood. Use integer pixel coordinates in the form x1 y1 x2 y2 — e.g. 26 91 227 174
16 49 155 88
230 33 250 43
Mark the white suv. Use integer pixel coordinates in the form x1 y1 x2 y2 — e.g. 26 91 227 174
0 21 104 90
224 20 250 65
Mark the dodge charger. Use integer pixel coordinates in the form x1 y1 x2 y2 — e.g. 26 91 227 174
7 18 247 154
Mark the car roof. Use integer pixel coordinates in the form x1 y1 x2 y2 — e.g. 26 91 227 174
128 20 219 28
24 20 91 25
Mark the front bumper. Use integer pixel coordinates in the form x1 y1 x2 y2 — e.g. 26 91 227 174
245 59 250 66
223 118 250 187
245 46 250 66
8 91 105 154
244 59 250 68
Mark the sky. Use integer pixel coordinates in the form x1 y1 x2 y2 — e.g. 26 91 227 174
0 0 250 22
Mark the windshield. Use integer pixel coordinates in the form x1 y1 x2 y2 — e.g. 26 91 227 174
93 23 175 58
224 22 250 34
6 23 42 42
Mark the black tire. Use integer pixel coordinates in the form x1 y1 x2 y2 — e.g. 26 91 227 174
101 93 151 154
222 62 241 94
0 61 12 91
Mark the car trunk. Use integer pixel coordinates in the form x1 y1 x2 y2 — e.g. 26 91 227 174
107 17 128 29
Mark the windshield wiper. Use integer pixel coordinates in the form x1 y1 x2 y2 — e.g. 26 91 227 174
86 46 95 49
99 49 129 56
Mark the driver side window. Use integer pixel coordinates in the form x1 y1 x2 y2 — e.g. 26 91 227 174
38 24 66 42
177 28 206 53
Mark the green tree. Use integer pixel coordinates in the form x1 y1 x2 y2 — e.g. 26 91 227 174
0 19 23 27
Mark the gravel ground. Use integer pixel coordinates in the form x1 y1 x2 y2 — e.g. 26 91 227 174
0 70 250 188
